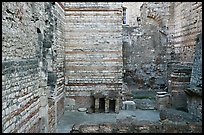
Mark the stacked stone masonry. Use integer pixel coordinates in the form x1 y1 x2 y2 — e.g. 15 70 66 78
71 120 202 133
122 2 170 89
168 2 202 62
185 34 202 121
64 2 123 109
2 2 202 133
2 2 45 133
2 2 65 133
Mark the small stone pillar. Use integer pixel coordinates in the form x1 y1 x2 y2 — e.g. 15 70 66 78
105 98 109 113
115 98 120 113
156 91 171 110
95 98 99 113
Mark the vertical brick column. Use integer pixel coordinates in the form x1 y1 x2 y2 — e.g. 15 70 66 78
115 98 120 113
95 98 99 113
105 98 109 113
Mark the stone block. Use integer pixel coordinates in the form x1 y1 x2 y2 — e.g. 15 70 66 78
78 108 87 112
122 101 135 110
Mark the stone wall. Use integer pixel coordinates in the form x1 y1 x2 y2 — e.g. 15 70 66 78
2 59 40 133
2 2 202 133
52 1 66 126
2 2 46 133
168 2 202 62
2 2 65 133
185 34 202 120
189 34 202 88
122 2 170 89
71 120 202 133
122 2 202 91
167 2 202 112
48 101 55 133
64 2 123 109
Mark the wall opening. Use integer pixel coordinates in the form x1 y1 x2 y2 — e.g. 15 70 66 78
109 99 116 113
99 98 105 113
122 7 127 24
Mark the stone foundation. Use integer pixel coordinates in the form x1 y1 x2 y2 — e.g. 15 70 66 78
71 120 202 133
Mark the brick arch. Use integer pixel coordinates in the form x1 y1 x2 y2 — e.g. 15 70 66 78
146 8 162 27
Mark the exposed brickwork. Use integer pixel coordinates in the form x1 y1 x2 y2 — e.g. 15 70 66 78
2 2 202 133
3 61 40 133
166 2 202 123
2 2 45 133
52 2 66 124
2 2 65 133
27 119 41 133
48 102 55 133
185 34 202 120
168 2 202 62
2 2 45 60
64 2 123 109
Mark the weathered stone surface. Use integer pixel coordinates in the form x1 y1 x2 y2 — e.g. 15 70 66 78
134 99 156 110
189 34 202 91
123 23 168 89
78 108 87 112
2 2 202 133
70 119 202 133
160 108 201 122
79 124 99 133
122 101 135 110
2 2 65 133
64 2 123 109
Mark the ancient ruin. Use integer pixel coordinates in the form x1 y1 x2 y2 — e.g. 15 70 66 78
2 2 202 133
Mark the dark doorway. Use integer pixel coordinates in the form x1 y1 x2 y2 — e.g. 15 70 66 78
109 99 115 113
99 98 105 113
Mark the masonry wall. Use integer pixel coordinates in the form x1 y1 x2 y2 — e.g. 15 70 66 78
168 2 202 62
167 2 202 111
186 34 202 120
71 120 202 133
122 2 143 26
52 1 66 125
64 2 123 109
2 2 45 133
2 2 65 133
122 2 171 90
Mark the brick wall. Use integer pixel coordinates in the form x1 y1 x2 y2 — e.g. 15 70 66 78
167 2 202 112
2 2 46 133
52 1 65 126
48 102 55 133
168 2 202 62
64 2 123 109
2 2 65 133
